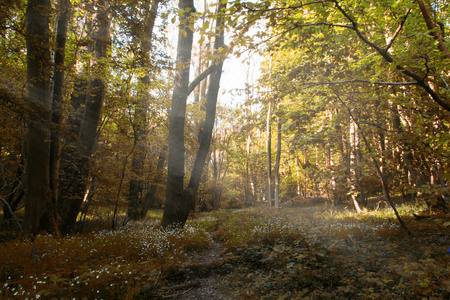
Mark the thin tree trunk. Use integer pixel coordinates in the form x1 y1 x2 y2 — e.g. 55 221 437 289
355 121 366 207
161 0 196 227
212 146 219 210
295 153 301 197
349 118 362 214
247 134 257 205
24 0 53 236
266 100 272 207
274 113 281 209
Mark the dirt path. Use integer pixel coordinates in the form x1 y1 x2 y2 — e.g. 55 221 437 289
162 241 232 300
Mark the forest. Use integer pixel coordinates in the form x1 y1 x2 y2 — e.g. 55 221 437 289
0 0 449 299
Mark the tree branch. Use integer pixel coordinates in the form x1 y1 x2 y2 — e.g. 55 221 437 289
332 0 393 62
332 0 450 111
242 0 333 12
293 22 353 30
301 79 418 86
187 63 219 96
385 8 411 52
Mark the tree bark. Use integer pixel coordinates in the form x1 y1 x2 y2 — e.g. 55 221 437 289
49 0 71 236
161 0 196 227
24 0 53 235
58 0 110 234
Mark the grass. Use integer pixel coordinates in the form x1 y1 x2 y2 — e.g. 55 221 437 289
0 204 449 299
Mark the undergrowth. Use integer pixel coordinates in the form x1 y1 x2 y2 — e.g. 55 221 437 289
0 217 214 299
0 205 449 299
213 205 450 299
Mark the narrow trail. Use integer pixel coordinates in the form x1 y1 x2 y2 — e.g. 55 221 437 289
163 241 232 300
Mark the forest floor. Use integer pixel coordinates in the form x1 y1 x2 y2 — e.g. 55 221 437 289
1 203 449 299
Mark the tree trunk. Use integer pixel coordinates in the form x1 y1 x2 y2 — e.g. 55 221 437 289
295 153 301 197
246 134 257 205
212 146 219 210
266 100 272 207
349 118 362 213
24 0 53 235
58 0 110 234
184 0 227 217
355 123 366 207
331 86 410 234
138 145 167 219
274 113 281 209
49 0 71 236
161 0 196 227
127 0 160 220
416 0 450 60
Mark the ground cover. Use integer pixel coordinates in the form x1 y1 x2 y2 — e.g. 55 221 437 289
213 206 450 299
0 204 449 299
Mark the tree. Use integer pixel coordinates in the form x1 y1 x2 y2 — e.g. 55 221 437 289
161 0 196 227
162 0 228 227
58 0 111 234
127 0 160 221
24 0 53 235
184 0 227 213
50 0 72 235
266 99 272 207
274 108 281 209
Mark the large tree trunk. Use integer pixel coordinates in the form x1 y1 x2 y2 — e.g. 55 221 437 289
24 0 53 235
161 0 196 227
58 0 110 234
127 0 160 220
184 1 227 216
49 0 71 236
